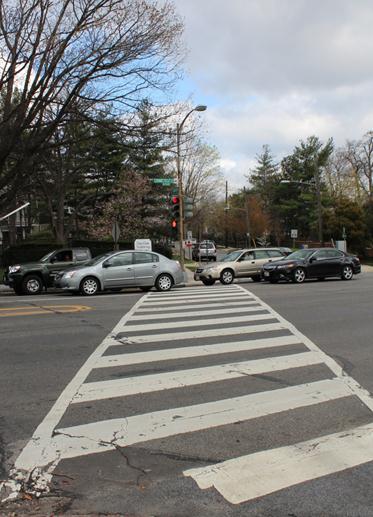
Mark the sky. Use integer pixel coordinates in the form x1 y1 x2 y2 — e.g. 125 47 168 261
172 0 373 192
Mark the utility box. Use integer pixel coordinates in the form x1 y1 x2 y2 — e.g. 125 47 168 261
336 240 347 252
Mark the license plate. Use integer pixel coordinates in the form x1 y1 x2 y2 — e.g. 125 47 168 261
264 271 270 277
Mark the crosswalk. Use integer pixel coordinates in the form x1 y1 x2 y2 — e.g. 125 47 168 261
3 284 373 505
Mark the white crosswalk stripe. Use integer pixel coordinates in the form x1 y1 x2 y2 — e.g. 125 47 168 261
4 283 373 506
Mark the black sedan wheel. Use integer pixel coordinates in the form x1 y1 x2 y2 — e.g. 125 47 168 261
202 278 216 286
80 276 100 296
22 275 43 295
341 265 354 280
292 267 306 283
220 269 234 285
252 275 261 282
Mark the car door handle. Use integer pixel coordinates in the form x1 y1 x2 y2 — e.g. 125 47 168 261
152 265 158 268
268 259 272 262
127 267 132 270
251 261 255 264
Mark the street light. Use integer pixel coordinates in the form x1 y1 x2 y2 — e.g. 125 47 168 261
281 173 323 244
176 105 207 269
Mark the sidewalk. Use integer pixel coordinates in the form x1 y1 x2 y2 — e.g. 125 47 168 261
184 268 200 286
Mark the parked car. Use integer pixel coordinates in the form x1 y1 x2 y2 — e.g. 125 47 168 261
262 248 361 284
194 247 285 285
3 247 91 295
54 250 184 295
192 241 217 262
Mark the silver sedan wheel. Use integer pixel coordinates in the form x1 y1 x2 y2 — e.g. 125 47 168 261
81 277 99 295
156 274 172 292
342 265 353 280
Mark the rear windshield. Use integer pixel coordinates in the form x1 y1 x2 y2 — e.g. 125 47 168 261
200 243 215 249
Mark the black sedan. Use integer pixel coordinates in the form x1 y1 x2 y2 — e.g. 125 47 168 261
262 248 361 284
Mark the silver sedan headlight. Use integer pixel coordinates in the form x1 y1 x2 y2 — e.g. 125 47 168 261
63 271 77 279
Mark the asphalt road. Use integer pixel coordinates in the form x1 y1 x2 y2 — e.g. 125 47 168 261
1 275 373 516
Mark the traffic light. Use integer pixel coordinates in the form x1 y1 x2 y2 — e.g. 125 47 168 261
184 196 194 219
171 218 178 237
171 195 180 218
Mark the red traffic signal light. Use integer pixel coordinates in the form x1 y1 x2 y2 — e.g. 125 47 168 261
171 219 177 229
172 195 179 204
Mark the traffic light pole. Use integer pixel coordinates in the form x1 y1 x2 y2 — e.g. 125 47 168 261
176 122 185 269
175 105 207 271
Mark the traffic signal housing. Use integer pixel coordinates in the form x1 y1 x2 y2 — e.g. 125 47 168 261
171 195 180 218
184 196 194 219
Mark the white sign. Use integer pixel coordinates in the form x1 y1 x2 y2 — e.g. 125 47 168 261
290 229 298 239
187 230 193 240
134 239 152 252
111 221 120 242
183 240 193 248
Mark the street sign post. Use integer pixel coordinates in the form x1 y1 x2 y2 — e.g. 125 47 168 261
111 221 120 250
290 229 298 249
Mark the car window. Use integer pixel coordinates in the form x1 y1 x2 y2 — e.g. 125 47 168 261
240 251 254 261
221 250 242 262
54 250 72 262
134 252 159 264
324 249 343 258
267 250 283 258
286 250 314 260
104 253 133 267
254 250 269 259
74 250 90 261
313 250 330 260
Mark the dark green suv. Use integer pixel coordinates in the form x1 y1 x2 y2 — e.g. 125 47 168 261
3 247 91 295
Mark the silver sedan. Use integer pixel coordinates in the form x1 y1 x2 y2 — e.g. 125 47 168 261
54 250 184 295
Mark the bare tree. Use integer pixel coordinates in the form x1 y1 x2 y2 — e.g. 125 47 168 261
344 132 373 200
0 0 183 206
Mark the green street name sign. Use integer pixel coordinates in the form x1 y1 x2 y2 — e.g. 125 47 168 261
152 178 176 186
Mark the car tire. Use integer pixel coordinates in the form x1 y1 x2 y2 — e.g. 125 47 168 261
80 276 100 296
292 267 306 283
318 277 325 281
269 278 278 284
341 265 354 280
155 273 173 292
201 278 216 286
220 269 234 285
252 275 261 282
22 275 43 295
140 286 152 292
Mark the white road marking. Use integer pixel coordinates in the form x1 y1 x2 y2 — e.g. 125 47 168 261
73 351 323 403
140 293 249 305
35 378 351 464
118 322 284 343
184 422 373 505
130 305 263 320
135 300 258 312
123 313 272 333
95 335 302 368
5 283 373 505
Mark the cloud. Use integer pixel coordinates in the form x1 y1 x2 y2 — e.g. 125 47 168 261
174 0 373 189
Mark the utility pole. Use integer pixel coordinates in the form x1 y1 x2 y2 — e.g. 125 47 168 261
225 180 228 248
314 163 323 245
243 187 250 247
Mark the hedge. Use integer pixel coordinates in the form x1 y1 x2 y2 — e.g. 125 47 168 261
1 239 173 266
